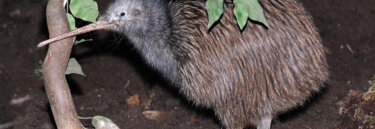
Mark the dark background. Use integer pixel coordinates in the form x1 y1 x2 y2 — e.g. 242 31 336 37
0 0 374 128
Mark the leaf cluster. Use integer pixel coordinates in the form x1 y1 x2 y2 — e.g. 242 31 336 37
206 0 268 30
64 0 99 76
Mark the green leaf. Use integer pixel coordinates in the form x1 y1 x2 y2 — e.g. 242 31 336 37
340 45 344 49
66 13 76 30
247 0 269 27
233 0 249 30
33 67 43 77
70 0 99 22
92 116 114 128
206 0 224 29
233 0 269 30
65 58 85 76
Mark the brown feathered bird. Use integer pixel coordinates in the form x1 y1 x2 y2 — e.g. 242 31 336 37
100 0 328 128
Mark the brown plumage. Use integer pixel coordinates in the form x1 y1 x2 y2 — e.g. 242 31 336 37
102 0 328 128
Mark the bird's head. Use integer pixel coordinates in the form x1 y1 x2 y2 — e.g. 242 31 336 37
99 0 169 36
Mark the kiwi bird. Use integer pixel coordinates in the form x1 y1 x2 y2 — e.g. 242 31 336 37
100 0 328 128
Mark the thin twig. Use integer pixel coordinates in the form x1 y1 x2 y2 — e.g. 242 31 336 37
123 80 131 89
346 43 354 54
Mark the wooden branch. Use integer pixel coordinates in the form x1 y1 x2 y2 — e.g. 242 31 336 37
42 0 82 128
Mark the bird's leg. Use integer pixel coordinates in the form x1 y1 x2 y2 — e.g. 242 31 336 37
257 116 272 129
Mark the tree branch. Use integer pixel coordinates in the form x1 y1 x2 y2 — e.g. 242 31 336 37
42 0 82 128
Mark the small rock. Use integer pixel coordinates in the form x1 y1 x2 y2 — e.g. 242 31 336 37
142 110 164 121
96 120 120 129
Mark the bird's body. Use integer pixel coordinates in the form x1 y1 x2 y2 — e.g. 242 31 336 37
102 0 328 128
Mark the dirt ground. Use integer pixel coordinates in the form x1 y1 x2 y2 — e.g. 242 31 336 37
0 0 374 129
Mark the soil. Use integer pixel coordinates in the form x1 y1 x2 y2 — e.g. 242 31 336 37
0 0 374 129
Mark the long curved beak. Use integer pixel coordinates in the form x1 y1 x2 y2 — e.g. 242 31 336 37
37 20 115 47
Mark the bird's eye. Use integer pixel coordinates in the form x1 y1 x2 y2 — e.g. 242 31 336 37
120 12 125 16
